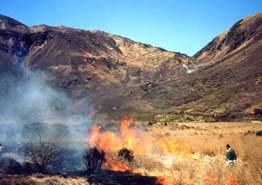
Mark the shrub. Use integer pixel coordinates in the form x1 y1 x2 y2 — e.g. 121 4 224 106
118 148 134 162
83 147 105 173
23 135 62 173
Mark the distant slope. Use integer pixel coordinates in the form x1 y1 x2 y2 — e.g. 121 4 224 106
194 12 262 63
0 14 30 33
0 14 31 74
25 26 193 115
0 13 261 122
0 14 194 119
178 11 262 121
137 11 262 122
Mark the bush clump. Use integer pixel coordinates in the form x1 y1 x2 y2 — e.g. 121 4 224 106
118 148 134 162
83 147 105 173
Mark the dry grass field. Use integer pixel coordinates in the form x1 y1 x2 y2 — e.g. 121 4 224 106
144 121 262 185
0 121 261 185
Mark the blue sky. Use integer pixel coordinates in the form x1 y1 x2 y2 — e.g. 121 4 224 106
1 0 262 56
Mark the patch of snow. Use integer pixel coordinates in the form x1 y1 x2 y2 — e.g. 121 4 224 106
182 62 205 74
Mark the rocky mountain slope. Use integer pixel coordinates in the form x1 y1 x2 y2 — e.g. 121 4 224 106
174 11 262 121
0 12 261 122
150 11 262 122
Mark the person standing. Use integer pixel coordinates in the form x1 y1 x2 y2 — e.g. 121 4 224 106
226 144 237 165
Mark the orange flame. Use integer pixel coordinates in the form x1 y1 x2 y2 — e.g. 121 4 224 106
207 177 239 185
227 177 239 185
87 118 239 185
87 118 193 184
156 176 166 185
88 118 191 158
103 154 131 172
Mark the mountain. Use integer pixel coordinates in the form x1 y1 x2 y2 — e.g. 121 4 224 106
194 12 262 63
183 11 262 121
0 15 31 74
0 12 261 122
0 14 194 119
152 11 262 122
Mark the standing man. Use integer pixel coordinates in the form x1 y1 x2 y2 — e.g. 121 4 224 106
226 144 237 165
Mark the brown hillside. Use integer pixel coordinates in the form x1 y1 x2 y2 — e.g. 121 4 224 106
0 12 261 121
0 14 194 119
137 11 262 122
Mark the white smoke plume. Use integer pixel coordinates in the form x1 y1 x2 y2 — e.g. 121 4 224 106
0 63 94 172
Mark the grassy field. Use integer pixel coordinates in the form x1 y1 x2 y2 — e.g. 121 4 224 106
144 121 262 185
0 121 261 185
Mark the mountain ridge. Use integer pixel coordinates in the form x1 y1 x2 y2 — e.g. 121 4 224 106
194 11 262 62
0 12 262 122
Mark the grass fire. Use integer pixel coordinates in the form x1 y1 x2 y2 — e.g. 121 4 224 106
1 6 262 185
1 119 262 184
85 119 262 185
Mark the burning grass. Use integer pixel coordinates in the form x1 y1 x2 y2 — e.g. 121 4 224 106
1 120 261 185
86 119 262 185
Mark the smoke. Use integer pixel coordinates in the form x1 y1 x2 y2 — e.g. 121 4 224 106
0 63 94 172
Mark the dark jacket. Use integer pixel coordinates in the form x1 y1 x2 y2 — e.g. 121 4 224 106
226 148 237 161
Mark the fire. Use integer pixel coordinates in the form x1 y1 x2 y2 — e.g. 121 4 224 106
87 118 192 184
103 154 131 172
207 177 239 185
89 118 191 158
156 176 166 185
227 177 239 185
87 118 239 185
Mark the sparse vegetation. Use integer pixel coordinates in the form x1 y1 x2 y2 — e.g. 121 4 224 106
23 135 62 173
